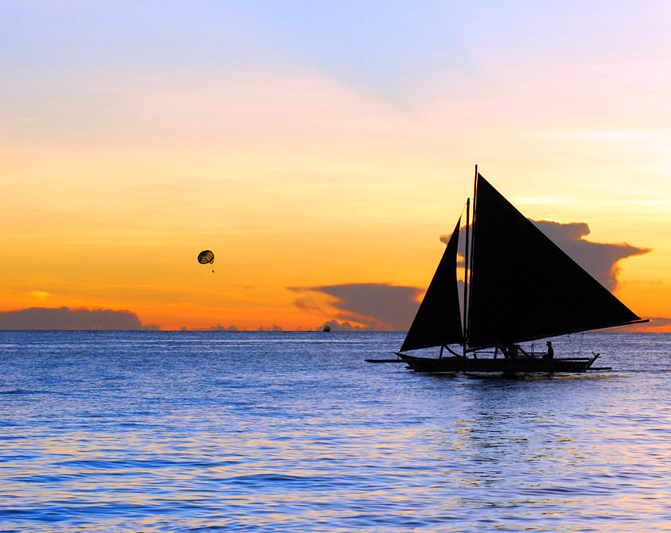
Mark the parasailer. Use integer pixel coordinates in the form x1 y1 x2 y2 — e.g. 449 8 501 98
198 250 215 272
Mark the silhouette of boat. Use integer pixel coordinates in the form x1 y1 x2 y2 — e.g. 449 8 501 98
396 167 647 373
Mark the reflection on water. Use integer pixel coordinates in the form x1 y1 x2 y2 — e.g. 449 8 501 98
1 332 671 531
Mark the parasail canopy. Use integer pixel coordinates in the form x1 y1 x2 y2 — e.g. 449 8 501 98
197 250 214 265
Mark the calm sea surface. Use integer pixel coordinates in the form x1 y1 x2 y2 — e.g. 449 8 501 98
2 331 671 532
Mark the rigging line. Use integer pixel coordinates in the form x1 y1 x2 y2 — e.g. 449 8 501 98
463 198 470 334
458 200 468 220
466 166 479 344
456 200 469 266
568 334 574 357
456 198 470 352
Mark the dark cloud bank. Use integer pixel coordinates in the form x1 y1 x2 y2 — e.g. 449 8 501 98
297 219 654 331
0 307 155 330
485 220 648 292
292 283 421 331
624 317 671 331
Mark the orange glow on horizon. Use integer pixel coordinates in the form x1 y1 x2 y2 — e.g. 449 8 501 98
3 6 671 331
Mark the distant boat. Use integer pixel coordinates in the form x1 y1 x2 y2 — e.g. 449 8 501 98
396 167 647 373
323 325 331 332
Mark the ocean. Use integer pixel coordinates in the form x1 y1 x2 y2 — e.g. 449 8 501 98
1 331 671 532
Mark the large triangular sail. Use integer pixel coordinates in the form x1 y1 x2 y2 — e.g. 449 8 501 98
467 174 644 349
401 218 464 352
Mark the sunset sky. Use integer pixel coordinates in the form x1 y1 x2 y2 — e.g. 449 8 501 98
2 1 670 331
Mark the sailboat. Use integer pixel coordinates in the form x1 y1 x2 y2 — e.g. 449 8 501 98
397 167 647 373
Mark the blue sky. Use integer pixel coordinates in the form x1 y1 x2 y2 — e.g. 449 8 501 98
4 1 669 99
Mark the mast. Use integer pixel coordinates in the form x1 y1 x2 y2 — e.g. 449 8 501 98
463 197 470 351
467 165 478 347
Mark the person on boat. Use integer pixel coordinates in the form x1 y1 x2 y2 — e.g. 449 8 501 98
502 344 519 358
543 341 554 359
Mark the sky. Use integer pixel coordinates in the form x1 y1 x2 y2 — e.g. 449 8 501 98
1 1 670 331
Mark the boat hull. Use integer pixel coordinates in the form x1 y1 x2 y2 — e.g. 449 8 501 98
397 354 597 373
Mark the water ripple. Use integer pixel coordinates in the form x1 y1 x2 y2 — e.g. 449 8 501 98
2 331 671 532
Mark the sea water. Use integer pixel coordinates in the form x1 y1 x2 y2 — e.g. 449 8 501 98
1 331 671 532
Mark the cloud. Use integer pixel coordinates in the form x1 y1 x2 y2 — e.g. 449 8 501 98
193 324 283 332
258 325 283 332
531 221 650 291
0 307 149 330
297 219 650 332
290 283 421 331
320 320 367 332
647 317 671 328
618 317 671 332
443 219 650 291
207 325 239 332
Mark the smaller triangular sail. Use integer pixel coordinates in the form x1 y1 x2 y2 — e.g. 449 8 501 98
467 175 643 349
401 218 464 352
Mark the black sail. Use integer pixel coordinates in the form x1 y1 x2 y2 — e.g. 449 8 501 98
401 219 464 352
468 175 642 349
